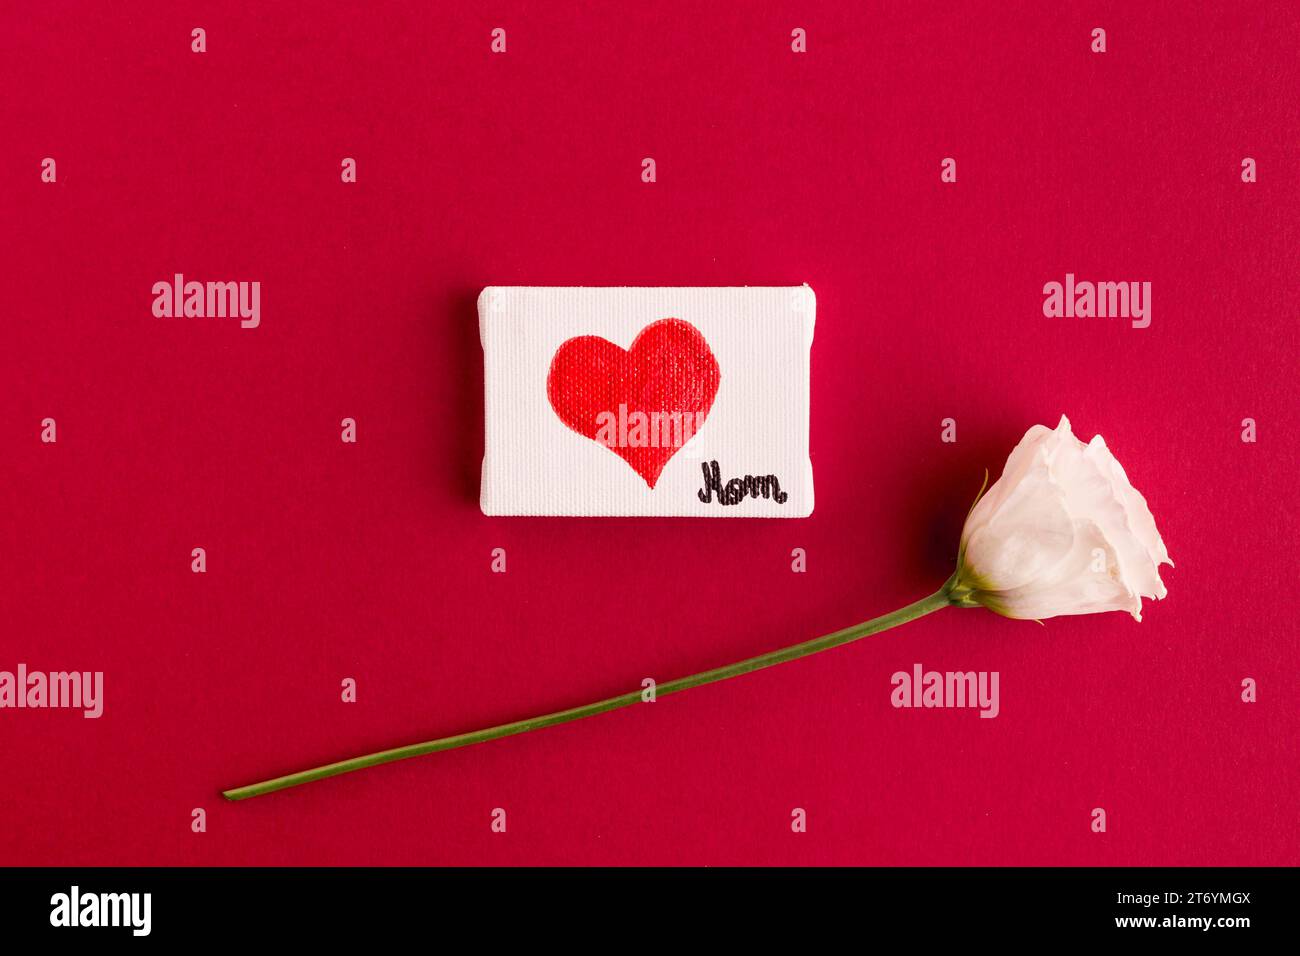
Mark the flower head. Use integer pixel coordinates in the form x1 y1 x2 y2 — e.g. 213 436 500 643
948 415 1172 621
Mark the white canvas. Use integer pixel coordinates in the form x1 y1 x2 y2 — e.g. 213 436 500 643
479 286 815 517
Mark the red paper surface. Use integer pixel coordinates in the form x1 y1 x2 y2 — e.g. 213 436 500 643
3 2 1297 866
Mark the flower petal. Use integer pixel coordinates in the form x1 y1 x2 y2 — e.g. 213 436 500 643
956 416 1172 622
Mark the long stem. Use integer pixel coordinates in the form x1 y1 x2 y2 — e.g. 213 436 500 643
223 587 952 801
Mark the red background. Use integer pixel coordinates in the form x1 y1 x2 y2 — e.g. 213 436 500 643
3 2 1297 866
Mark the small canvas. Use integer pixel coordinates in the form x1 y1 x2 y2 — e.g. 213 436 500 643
480 286 815 517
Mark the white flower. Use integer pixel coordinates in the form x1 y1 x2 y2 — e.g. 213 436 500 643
949 415 1172 621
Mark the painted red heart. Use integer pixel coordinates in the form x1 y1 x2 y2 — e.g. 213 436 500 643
547 318 721 488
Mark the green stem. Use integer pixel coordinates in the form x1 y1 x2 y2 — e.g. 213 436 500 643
222 586 953 801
